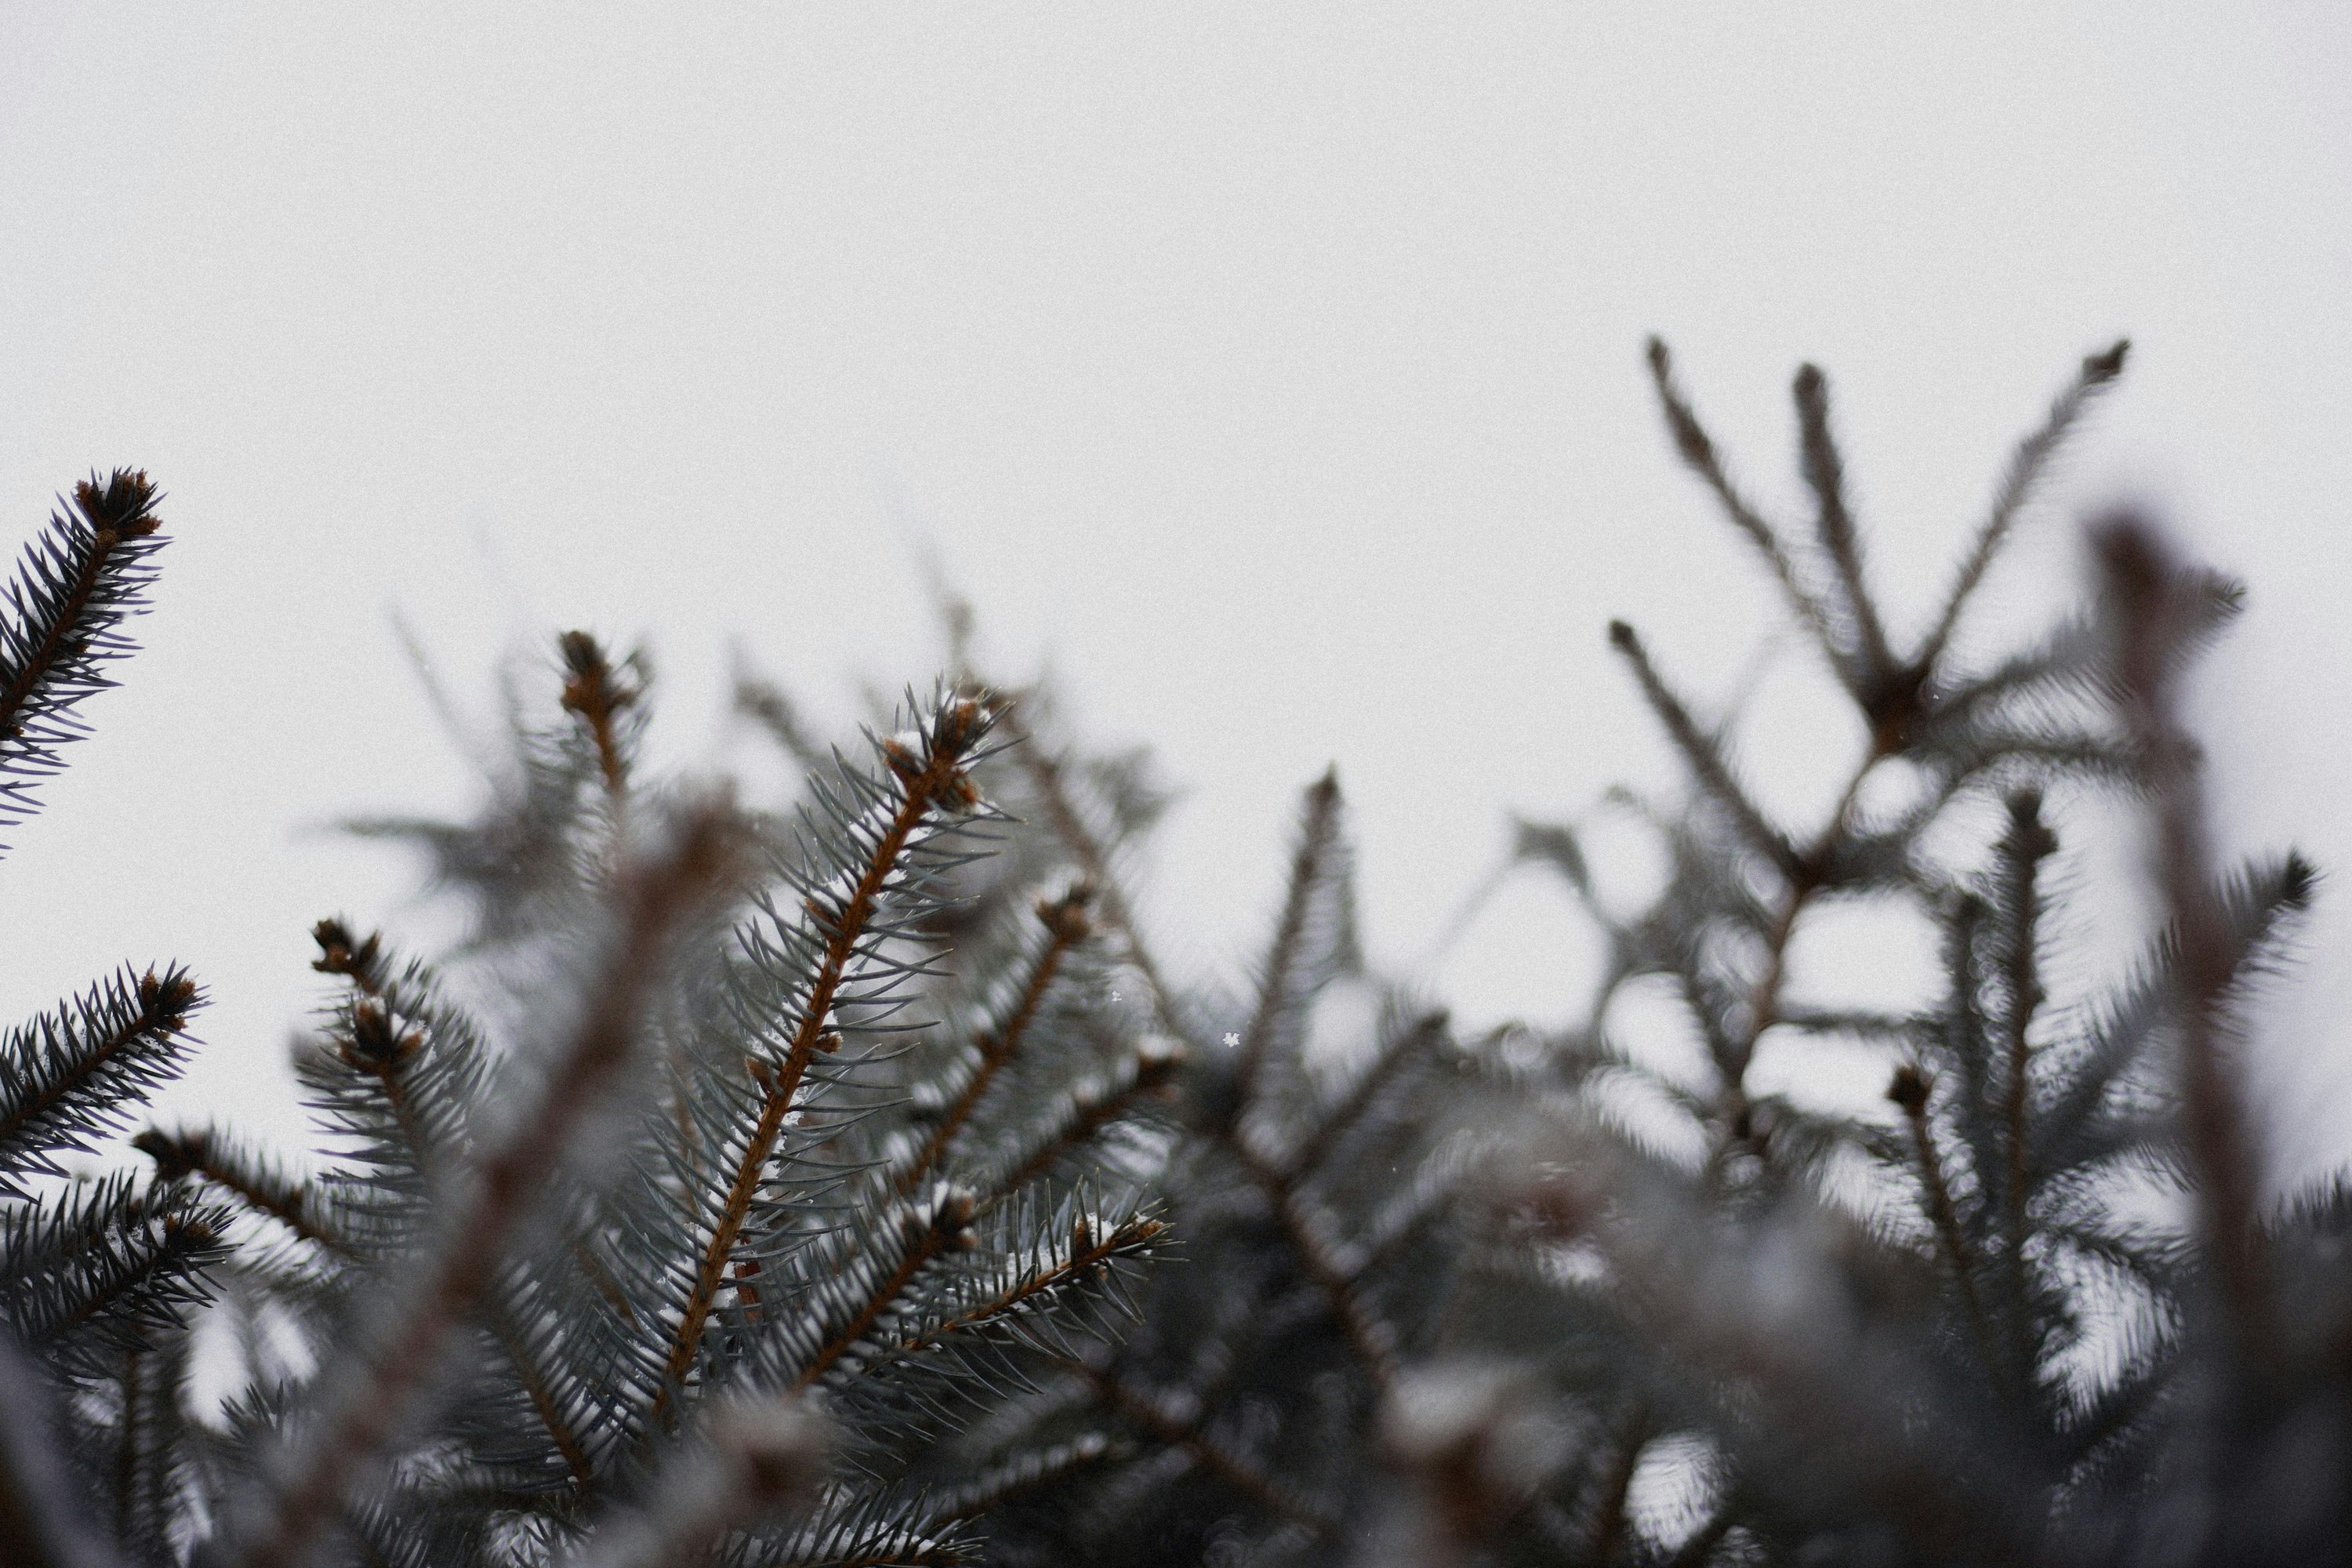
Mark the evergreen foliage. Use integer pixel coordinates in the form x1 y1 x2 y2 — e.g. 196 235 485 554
1411 343 2349 1565
2 341 2348 1568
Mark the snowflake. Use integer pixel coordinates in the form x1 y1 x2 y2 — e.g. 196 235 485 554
1222 1032 1240 1047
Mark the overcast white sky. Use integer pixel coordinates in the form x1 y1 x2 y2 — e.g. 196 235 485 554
3 3 2349 1182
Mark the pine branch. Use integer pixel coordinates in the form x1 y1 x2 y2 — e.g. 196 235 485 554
1606 622 1800 884
1230 769 1345 1114
894 886 1093 1195
2092 515 2269 1355
660 698 992 1402
558 631 642 804
1991 788 2056 1389
132 1126 348 1259
1644 339 1842 664
1914 341 2129 677
1887 1065 1998 1374
1792 363 1896 694
0 967 202 1196
1000 700 1202 1055
222 801 739 1568
0 470 169 844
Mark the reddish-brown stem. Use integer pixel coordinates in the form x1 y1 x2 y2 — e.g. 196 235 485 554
895 893 1086 1195
2096 520 2268 1353
559 631 635 803
887 1216 1164 1360
984 1060 1174 1205
226 810 729 1568
0 474 161 743
660 719 979 1401
1995 793 2055 1387
484 1307 593 1485
136 1130 348 1258
790 1214 962 1392
0 972 196 1151
1004 709 1199 1053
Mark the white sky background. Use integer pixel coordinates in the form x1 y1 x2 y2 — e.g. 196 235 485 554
3 4 2350 1183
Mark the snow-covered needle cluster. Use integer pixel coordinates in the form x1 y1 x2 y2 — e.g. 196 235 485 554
3 343 2350 1568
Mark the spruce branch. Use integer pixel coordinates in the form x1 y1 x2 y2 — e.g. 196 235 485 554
791 1189 975 1392
2092 515 2269 1353
999 699 1203 1056
1281 1009 1448 1185
886 1211 1165 1363
920 1434 1116 1527
731 655 832 780
1992 787 2057 1387
1228 1134 1399 1388
222 800 741 1568
132 1126 348 1259
0 470 168 843
0 1174 229 1379
484 1300 597 1487
2029 852 2311 1183
895 885 1094 1196
1231 767 1346 1113
1605 622 1801 884
558 631 642 804
0 967 202 1196
1887 1065 1998 1372
1644 339 1842 665
982 1040 1183 1203
1915 340 2129 678
660 699 991 1401
1792 363 1896 692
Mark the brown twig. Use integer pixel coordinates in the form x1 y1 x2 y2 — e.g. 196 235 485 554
790 1196 968 1392
559 631 638 804
1889 1065 2000 1375
982 1049 1181 1203
225 805 736 1568
999 699 1201 1054
659 702 987 1401
870 1214 1165 1380
2093 516 2268 1353
895 887 1091 1195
